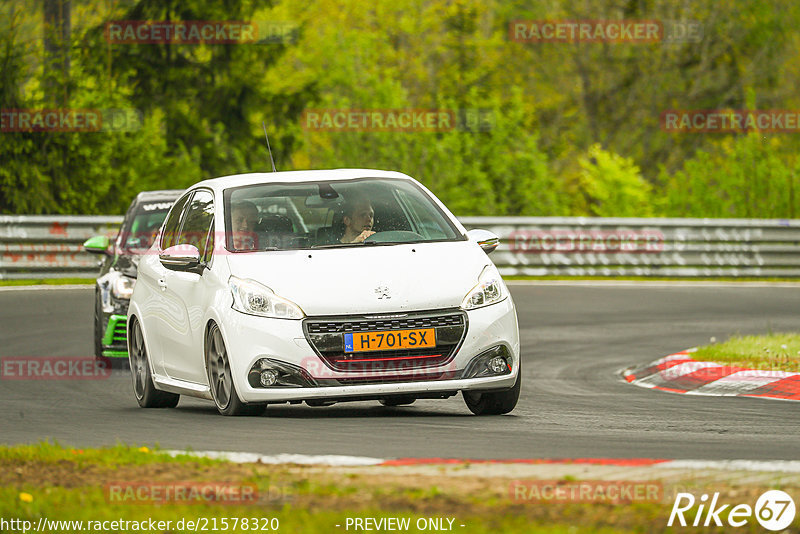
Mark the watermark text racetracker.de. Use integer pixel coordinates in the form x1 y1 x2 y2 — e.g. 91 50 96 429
1 109 142 133
509 229 665 254
301 357 461 380
104 480 293 505
508 19 702 43
1 357 111 380
131 229 666 255
662 109 800 133
105 482 264 505
511 480 662 503
659 364 795 381
105 20 297 44
301 108 495 132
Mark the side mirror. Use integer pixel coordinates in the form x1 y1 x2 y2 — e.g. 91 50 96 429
159 245 203 274
83 235 111 255
467 229 500 255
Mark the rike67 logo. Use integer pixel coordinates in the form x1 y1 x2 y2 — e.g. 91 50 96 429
668 490 796 531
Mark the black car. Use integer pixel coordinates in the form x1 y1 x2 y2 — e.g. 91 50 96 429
83 190 183 363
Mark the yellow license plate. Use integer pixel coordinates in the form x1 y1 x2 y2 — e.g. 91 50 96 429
344 328 435 353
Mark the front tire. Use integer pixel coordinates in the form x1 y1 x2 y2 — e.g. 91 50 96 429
129 317 179 408
206 323 265 416
462 361 521 415
93 288 105 360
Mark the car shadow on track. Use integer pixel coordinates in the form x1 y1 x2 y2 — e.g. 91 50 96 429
170 403 477 418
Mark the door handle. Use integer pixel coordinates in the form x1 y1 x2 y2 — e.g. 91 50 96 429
157 278 167 291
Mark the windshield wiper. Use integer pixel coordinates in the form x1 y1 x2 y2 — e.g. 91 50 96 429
232 247 280 252
311 241 380 249
375 240 424 246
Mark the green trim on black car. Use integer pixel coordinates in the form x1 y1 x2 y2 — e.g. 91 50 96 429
102 314 128 349
102 350 129 358
83 235 110 254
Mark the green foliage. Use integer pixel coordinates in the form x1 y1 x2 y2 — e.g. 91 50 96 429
0 0 312 214
2 0 800 217
577 144 653 217
659 133 800 218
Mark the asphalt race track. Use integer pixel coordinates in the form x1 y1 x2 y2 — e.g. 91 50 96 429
1 283 799 460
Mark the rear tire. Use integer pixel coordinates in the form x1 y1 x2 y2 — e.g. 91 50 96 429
129 317 179 408
463 361 521 415
206 323 266 416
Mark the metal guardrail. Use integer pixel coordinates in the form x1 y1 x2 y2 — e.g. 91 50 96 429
460 217 800 277
2 215 800 279
0 216 122 279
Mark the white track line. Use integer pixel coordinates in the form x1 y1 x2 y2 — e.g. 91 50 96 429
0 284 93 291
658 460 800 473
166 450 800 473
505 280 800 288
166 450 384 466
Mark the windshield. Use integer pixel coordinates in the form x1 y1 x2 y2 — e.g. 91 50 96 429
223 178 463 252
119 201 174 252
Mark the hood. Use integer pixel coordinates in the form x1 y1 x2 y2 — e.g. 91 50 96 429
225 240 489 315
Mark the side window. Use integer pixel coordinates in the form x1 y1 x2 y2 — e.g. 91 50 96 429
160 193 192 250
177 190 214 259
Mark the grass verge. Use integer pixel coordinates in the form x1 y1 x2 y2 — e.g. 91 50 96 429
1 442 797 533
692 333 800 372
0 278 93 286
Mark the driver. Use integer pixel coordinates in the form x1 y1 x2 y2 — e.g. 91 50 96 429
231 200 260 250
340 195 375 243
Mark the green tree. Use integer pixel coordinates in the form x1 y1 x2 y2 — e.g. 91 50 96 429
659 133 799 218
88 0 316 177
576 144 653 217
0 0 315 214
0 1 202 214
270 0 569 215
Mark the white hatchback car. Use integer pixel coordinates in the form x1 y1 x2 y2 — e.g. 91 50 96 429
128 169 520 416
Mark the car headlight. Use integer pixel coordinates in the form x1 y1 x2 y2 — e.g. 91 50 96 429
229 276 305 319
461 265 508 310
111 274 135 300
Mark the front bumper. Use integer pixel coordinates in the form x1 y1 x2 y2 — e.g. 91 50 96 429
218 297 520 403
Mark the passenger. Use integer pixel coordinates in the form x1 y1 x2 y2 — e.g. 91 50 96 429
340 196 375 243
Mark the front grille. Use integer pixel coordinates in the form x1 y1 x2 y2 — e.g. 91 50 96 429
334 371 452 385
303 309 467 373
306 314 463 334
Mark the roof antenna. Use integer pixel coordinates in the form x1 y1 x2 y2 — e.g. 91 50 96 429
262 121 277 172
